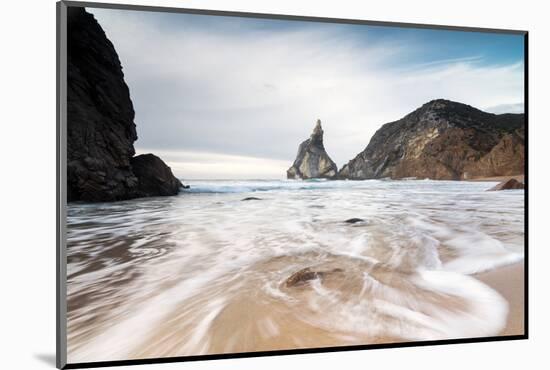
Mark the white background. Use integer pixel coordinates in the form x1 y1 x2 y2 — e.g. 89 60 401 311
1 0 547 369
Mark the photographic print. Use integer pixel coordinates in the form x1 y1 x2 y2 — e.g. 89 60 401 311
58 2 526 367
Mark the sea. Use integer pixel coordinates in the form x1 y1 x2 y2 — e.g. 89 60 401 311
66 179 524 362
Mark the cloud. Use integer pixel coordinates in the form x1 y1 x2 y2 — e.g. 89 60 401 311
89 9 524 178
136 149 288 179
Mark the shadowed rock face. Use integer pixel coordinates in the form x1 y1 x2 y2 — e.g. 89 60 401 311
338 99 525 180
66 8 181 202
131 154 182 197
287 120 338 179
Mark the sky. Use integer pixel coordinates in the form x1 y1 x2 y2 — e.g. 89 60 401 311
89 7 525 179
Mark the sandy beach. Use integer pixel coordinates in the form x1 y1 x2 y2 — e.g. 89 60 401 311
476 262 525 336
67 179 525 362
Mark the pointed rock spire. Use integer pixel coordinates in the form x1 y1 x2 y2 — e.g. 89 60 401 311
310 119 324 146
287 119 338 179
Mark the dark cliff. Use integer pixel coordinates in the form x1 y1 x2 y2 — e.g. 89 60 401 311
66 7 181 201
287 120 338 179
338 99 525 180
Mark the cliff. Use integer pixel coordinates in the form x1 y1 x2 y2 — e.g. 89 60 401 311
338 99 524 180
287 120 338 179
66 8 181 202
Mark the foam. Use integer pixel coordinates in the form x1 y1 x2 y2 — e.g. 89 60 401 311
67 179 524 359
289 269 508 341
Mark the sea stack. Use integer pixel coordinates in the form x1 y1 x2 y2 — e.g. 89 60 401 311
66 8 182 202
338 99 525 180
287 120 338 179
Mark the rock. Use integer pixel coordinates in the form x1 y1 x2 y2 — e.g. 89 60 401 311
338 99 524 180
469 129 525 178
241 197 262 201
66 8 182 202
284 267 344 287
284 268 322 287
66 8 137 201
287 119 338 179
488 178 525 191
130 154 183 197
344 218 365 224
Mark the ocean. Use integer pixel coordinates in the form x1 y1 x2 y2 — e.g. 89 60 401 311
66 179 524 361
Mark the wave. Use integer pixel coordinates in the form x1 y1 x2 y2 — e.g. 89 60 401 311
180 179 360 193
179 178 507 194
66 179 524 361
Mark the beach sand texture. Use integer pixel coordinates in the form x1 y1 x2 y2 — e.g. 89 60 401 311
477 262 525 336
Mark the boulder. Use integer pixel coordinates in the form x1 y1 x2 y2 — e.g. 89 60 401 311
285 268 322 287
488 178 525 191
287 120 338 179
284 267 344 287
131 154 183 197
344 218 365 224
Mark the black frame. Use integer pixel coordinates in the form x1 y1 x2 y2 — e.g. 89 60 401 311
56 1 529 368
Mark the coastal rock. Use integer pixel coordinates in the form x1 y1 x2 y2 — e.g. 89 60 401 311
287 120 338 179
131 154 183 197
284 267 344 288
338 99 525 180
66 8 181 202
488 178 525 191
284 268 321 287
344 218 365 224
467 129 525 178
241 197 262 201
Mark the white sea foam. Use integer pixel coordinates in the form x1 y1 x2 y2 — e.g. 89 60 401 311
66 179 524 361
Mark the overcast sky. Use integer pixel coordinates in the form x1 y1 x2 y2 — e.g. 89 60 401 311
89 8 524 179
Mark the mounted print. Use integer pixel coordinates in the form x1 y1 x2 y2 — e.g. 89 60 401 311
56 1 528 368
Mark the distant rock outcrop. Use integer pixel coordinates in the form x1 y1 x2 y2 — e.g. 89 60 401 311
488 178 525 191
66 8 181 202
338 99 525 180
287 120 338 179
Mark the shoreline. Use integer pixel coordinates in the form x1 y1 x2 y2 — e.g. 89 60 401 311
475 262 525 336
179 175 525 183
465 174 524 183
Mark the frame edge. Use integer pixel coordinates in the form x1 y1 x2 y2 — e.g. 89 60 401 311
62 0 527 35
55 2 529 369
57 1 68 369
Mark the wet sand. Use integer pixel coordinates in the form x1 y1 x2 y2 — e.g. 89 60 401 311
475 262 525 336
67 256 525 362
125 254 512 359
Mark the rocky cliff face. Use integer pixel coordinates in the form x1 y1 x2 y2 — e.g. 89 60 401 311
66 8 181 202
287 120 338 179
338 100 524 180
